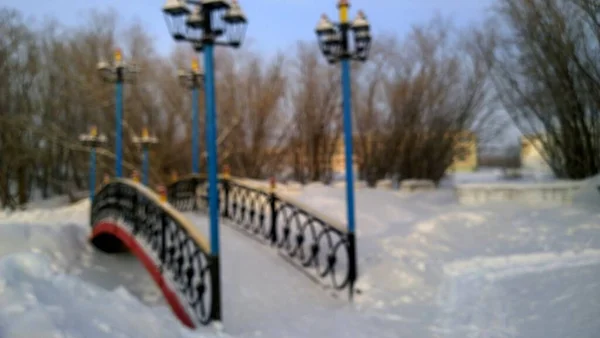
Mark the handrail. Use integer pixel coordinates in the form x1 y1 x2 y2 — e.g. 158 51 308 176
90 178 218 326
167 175 358 299
118 178 210 252
221 176 347 233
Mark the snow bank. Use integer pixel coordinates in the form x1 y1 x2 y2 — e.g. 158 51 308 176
443 167 556 186
446 168 505 184
0 221 90 272
375 179 393 189
0 252 223 338
436 250 600 337
331 180 367 189
399 179 435 192
455 180 582 206
0 198 90 224
442 249 600 280
0 203 227 338
0 193 87 215
572 173 600 211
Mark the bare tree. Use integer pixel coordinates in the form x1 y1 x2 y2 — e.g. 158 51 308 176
216 48 288 178
0 8 40 207
381 18 492 183
483 0 600 178
287 42 342 183
0 4 512 208
353 35 399 186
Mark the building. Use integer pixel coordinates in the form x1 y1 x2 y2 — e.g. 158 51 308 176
521 134 552 172
277 130 477 179
329 137 359 179
447 130 478 172
275 135 360 181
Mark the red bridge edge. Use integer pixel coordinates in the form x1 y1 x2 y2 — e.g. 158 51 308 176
90 221 195 328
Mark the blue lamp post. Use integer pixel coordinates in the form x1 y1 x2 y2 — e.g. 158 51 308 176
162 0 248 322
97 49 139 178
79 125 107 201
133 127 159 186
314 0 372 299
178 58 204 174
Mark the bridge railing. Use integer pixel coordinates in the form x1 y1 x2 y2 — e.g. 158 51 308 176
167 174 357 298
90 178 219 327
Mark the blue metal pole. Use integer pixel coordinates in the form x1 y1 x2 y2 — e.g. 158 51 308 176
203 44 220 257
341 58 356 234
89 148 96 201
192 86 200 174
115 81 123 178
142 146 149 186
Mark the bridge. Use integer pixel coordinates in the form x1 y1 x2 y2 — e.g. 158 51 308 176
89 174 356 328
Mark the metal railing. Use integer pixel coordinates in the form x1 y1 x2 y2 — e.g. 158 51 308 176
90 179 219 327
167 174 357 298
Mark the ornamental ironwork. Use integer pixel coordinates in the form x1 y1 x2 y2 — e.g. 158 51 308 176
167 175 357 298
90 179 218 325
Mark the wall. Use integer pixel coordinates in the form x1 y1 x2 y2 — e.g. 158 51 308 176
521 135 552 173
330 138 359 179
456 181 582 206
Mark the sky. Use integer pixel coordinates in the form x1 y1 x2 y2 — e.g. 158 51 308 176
2 0 496 55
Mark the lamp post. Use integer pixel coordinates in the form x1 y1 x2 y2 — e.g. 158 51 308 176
132 127 159 186
79 125 107 201
97 49 139 178
178 57 204 174
314 0 371 299
162 0 248 322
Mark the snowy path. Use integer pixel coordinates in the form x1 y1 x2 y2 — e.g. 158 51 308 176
181 212 403 337
281 184 600 337
434 250 600 338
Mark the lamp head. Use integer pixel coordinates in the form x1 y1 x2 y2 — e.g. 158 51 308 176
315 14 335 37
315 14 338 58
352 11 371 62
114 48 122 63
191 57 200 72
351 10 370 33
201 0 230 11
223 0 248 48
97 60 114 81
162 0 191 41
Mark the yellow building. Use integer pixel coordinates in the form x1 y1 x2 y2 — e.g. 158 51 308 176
448 131 478 172
520 134 551 172
329 137 359 177
278 136 360 179
280 131 475 177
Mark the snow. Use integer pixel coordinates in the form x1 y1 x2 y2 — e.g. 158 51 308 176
435 250 600 337
0 201 223 338
0 252 208 338
572 173 600 212
284 182 600 337
0 171 599 337
442 167 557 186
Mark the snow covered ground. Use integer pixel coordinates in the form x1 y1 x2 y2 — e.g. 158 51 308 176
284 178 600 338
0 171 599 337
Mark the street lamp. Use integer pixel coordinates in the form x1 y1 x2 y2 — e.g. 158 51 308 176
97 48 139 178
132 127 159 186
79 125 107 201
162 0 248 322
314 0 372 299
178 57 204 174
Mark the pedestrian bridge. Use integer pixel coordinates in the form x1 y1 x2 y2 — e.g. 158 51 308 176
89 175 356 328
